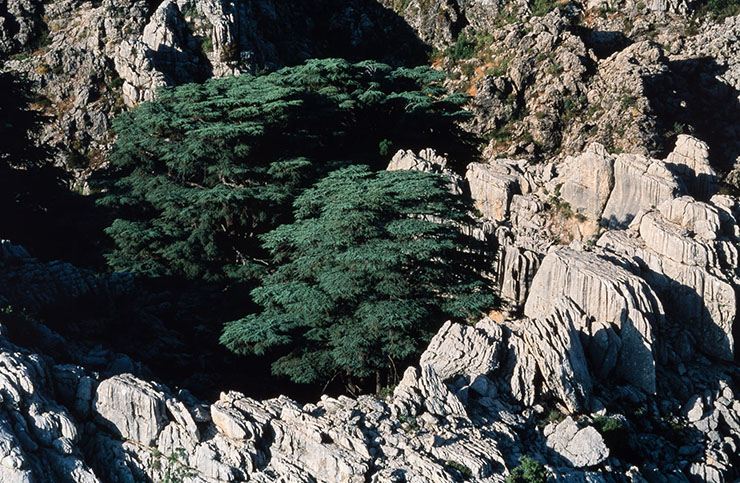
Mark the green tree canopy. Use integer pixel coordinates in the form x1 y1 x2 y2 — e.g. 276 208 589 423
96 58 475 282
220 165 495 387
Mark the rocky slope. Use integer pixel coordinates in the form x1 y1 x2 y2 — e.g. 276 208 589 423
1 137 739 481
383 0 740 186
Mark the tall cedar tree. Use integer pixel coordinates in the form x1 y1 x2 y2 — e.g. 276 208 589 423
220 165 495 388
97 58 474 282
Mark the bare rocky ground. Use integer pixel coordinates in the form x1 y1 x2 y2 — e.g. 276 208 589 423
2 0 740 481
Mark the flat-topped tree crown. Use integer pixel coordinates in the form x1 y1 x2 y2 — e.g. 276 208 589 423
96 58 474 282
221 165 495 387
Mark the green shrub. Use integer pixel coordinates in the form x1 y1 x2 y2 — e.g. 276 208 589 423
536 408 564 428
201 35 213 52
506 456 548 483
703 0 740 19
398 414 419 433
447 31 477 60
593 414 630 457
446 460 473 479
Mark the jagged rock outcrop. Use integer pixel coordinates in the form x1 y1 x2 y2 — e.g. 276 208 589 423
524 248 662 393
517 299 592 413
94 375 169 446
466 159 539 221
556 143 615 221
598 195 739 362
601 152 682 227
420 319 504 381
665 135 718 201
388 148 465 194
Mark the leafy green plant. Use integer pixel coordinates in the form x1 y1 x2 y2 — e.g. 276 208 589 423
151 448 193 483
201 35 213 52
536 408 564 428
398 413 420 433
377 384 396 400
698 0 740 19
445 30 495 61
379 138 394 156
506 456 548 483
593 415 624 433
220 43 239 62
546 62 563 76
620 94 638 110
593 414 629 457
530 0 567 16
446 460 473 479
447 30 477 60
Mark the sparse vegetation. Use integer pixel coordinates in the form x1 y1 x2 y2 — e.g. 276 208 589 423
151 448 193 483
530 0 568 16
398 414 420 433
506 456 548 483
446 460 473 479
593 414 630 456
696 0 740 20
546 62 563 76
537 408 564 428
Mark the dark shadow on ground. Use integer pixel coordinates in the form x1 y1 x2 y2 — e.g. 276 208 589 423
645 56 740 181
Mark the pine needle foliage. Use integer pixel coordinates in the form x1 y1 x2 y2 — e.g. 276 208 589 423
220 165 495 385
97 58 473 282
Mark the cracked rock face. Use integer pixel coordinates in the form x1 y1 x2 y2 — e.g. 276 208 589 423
524 248 662 394
598 195 739 363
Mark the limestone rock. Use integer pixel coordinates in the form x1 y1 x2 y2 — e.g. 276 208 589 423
392 365 467 419
93 374 168 446
664 135 717 200
519 299 593 413
387 149 464 194
0 241 133 312
557 143 615 220
598 201 737 362
270 405 370 483
419 319 504 381
601 153 681 227
524 248 662 393
546 417 609 468
466 161 520 221
495 242 542 308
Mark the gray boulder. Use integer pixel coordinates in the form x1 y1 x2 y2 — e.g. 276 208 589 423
545 417 609 468
598 196 737 362
93 374 168 446
420 319 504 381
556 143 615 220
664 135 718 200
